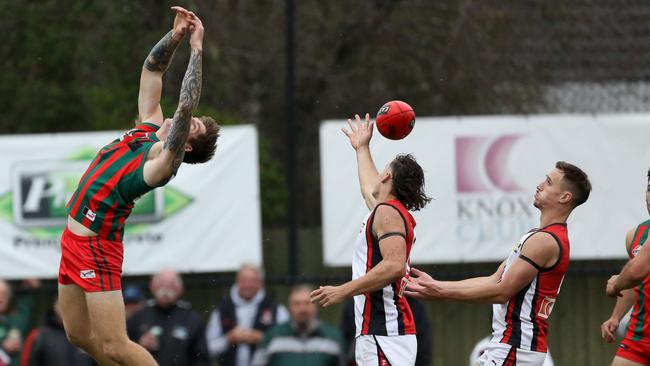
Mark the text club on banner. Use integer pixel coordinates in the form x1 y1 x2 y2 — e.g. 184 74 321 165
320 114 650 266
0 125 262 279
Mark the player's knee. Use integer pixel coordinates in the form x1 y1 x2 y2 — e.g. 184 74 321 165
101 338 130 363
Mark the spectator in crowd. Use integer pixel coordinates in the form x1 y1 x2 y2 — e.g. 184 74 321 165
122 284 146 320
251 285 344 366
340 296 433 366
19 299 95 366
0 279 40 366
206 264 289 366
127 270 209 366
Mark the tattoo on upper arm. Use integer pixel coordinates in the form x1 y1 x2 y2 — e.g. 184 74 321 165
163 48 202 175
144 31 182 72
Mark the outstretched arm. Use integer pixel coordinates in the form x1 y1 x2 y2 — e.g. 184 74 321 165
310 205 408 307
144 13 203 185
405 233 559 304
138 6 192 126
342 113 379 210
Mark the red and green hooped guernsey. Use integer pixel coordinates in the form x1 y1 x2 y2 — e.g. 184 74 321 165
625 219 650 342
67 123 161 241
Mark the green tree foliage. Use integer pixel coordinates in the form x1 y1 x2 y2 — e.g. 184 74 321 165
0 0 556 226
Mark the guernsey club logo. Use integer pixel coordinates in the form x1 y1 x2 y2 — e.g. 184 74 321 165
455 135 526 193
0 147 192 237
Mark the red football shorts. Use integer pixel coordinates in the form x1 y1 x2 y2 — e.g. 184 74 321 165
58 227 123 292
617 337 650 365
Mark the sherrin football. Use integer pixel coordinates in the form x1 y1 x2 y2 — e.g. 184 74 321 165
375 100 415 140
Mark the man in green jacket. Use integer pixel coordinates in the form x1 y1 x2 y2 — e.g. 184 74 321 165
252 285 344 366
0 279 39 366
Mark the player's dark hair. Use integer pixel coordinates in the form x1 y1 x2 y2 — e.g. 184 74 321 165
183 116 220 164
556 161 591 208
390 154 431 211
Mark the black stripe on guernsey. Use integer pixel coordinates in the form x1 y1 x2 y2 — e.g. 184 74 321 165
519 254 542 271
529 274 541 351
391 282 405 334
377 232 407 242
88 237 105 291
95 237 113 291
367 207 388 336
509 283 531 348
539 231 563 273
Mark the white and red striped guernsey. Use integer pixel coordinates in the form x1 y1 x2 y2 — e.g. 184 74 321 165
352 199 417 337
491 223 570 353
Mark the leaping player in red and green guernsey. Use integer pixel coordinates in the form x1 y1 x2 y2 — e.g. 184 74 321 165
604 169 650 366
57 7 218 366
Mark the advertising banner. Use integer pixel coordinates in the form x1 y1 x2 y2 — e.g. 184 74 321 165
0 125 261 278
321 114 650 265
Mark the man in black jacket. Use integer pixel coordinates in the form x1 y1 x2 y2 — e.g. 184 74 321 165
127 270 209 366
20 299 95 366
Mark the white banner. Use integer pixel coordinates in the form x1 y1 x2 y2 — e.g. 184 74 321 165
0 125 262 279
321 114 650 265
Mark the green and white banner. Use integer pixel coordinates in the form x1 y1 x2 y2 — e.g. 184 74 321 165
0 125 262 278
321 114 650 265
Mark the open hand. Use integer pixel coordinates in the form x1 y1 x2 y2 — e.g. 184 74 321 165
403 268 444 300
341 113 373 150
310 285 348 307
171 6 193 38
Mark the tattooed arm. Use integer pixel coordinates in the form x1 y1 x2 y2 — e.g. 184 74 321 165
143 13 204 186
137 7 192 126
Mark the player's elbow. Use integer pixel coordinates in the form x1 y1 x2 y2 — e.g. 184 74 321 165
384 261 405 282
627 263 648 283
493 287 515 304
493 293 510 304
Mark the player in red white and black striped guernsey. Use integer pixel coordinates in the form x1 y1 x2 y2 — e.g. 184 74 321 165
57 7 218 366
406 161 591 366
311 113 431 366
604 169 650 366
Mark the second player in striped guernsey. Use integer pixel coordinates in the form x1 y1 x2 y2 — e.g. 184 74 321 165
406 161 591 366
310 113 431 366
